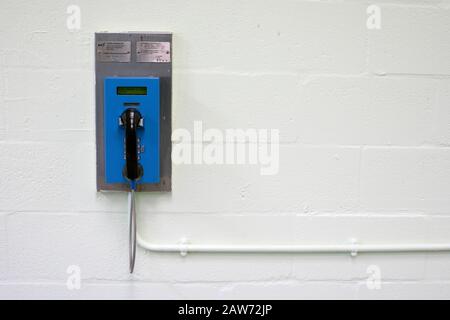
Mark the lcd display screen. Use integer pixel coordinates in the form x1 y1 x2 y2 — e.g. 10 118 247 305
117 86 147 95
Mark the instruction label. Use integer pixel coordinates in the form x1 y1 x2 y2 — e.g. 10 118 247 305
96 41 131 62
136 41 171 63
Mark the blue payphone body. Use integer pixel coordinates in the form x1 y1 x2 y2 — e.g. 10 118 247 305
95 32 172 193
104 77 160 184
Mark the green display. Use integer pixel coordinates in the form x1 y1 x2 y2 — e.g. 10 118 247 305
117 86 147 95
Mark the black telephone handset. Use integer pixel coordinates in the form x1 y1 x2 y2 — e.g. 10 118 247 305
120 108 143 183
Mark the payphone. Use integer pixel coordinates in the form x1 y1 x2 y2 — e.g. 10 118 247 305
95 32 172 273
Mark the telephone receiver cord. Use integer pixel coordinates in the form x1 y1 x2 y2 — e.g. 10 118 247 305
128 184 137 273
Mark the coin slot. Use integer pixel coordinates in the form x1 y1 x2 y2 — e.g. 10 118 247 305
124 102 140 107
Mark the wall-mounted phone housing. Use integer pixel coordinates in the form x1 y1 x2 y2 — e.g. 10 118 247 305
95 32 172 192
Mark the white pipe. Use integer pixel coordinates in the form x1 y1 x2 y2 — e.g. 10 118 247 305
136 233 450 256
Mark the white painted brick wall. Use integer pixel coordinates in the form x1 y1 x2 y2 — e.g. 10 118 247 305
0 0 450 299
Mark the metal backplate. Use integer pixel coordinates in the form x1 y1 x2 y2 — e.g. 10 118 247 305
95 32 172 192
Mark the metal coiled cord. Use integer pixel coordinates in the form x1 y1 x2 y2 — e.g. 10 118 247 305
128 189 137 273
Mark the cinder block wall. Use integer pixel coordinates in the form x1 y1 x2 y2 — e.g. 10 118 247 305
0 0 449 299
